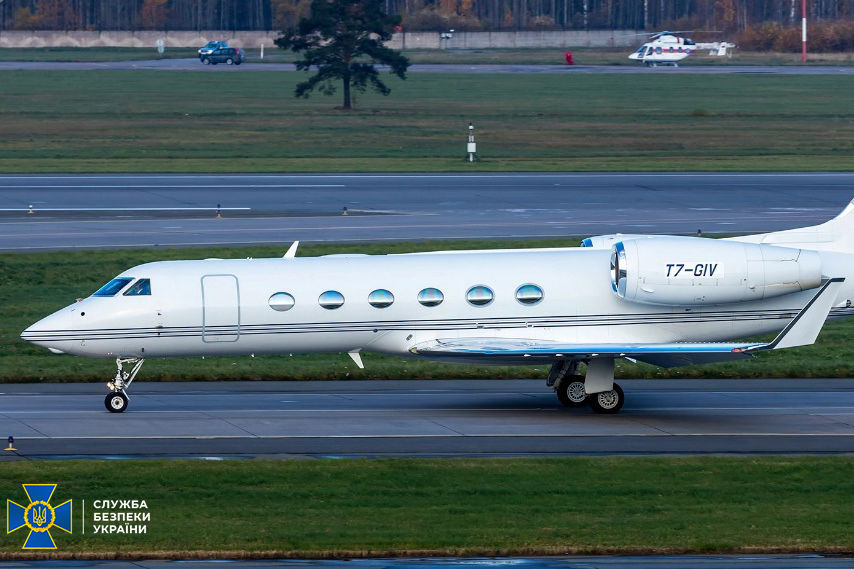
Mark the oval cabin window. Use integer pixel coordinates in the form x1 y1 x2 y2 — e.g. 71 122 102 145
318 290 345 309
368 289 394 308
269 292 295 311
417 288 444 307
515 284 543 305
466 285 494 307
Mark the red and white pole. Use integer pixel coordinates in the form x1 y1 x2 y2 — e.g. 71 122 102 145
802 0 808 63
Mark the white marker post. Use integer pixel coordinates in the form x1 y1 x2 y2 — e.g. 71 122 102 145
261 43 264 60
466 122 478 162
802 0 807 63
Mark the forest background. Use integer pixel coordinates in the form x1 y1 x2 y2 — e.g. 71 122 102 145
2 1 854 52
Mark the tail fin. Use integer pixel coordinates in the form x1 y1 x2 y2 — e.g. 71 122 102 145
727 198 854 252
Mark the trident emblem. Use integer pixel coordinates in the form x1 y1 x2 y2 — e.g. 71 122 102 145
33 506 48 526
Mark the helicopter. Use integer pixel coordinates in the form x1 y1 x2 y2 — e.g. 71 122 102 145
628 31 734 67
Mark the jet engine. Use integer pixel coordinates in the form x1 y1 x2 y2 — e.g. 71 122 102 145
610 237 822 305
581 234 654 249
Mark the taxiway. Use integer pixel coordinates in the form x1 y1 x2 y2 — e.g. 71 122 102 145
3 60 854 74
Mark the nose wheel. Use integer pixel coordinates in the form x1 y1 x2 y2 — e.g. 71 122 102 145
105 357 144 413
105 392 129 413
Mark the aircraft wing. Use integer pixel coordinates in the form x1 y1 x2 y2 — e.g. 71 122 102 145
410 338 761 367
410 278 844 368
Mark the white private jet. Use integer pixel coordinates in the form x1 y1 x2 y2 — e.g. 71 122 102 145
22 200 854 415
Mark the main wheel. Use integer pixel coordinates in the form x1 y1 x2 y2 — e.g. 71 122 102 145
226 57 234 65
588 383 624 414
105 392 128 413
556 375 587 407
201 57 211 65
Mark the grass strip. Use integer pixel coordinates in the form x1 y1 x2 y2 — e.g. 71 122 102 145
3 239 854 382
0 457 852 557
2 71 854 172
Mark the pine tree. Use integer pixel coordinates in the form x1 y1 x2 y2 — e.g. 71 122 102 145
276 0 410 110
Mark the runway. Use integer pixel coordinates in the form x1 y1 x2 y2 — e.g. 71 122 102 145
2 379 854 460
2 59 854 74
2 173 852 250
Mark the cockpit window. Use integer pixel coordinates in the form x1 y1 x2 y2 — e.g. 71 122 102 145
123 278 151 296
92 277 134 297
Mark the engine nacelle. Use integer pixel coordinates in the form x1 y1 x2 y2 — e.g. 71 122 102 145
581 234 656 249
610 237 822 305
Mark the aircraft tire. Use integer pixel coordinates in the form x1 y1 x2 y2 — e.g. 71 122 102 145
589 383 624 414
556 375 587 407
105 392 128 413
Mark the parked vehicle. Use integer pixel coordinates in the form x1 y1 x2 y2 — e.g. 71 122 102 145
198 41 229 59
200 47 244 65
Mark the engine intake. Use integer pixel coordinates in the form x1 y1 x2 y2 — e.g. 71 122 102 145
610 237 822 305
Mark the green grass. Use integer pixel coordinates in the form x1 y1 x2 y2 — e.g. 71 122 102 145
2 70 854 172
3 240 854 383
1 457 852 557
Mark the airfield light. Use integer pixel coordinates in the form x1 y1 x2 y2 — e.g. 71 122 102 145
5 435 15 451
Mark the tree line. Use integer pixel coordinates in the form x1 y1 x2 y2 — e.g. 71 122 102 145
1 0 853 33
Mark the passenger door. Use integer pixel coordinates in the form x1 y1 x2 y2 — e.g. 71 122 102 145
201 274 240 342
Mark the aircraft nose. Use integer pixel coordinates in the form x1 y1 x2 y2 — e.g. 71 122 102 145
21 309 72 352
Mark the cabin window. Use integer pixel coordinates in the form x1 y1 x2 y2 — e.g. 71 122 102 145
92 277 134 297
515 284 543 305
417 288 444 307
655 46 662 54
646 47 654 56
368 289 394 308
269 292 296 311
123 278 151 296
466 285 494 307
318 290 345 309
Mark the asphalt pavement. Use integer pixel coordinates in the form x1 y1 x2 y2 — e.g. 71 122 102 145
2 379 854 460
3 59 854 74
3 173 852 250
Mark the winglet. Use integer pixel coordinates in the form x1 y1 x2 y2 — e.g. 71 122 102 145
749 277 845 352
283 241 299 259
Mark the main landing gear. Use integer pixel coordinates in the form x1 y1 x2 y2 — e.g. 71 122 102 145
105 357 144 413
547 359 625 414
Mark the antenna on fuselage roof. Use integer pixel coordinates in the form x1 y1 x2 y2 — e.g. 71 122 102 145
283 241 299 259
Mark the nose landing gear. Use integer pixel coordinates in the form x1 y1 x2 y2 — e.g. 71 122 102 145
105 357 144 413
